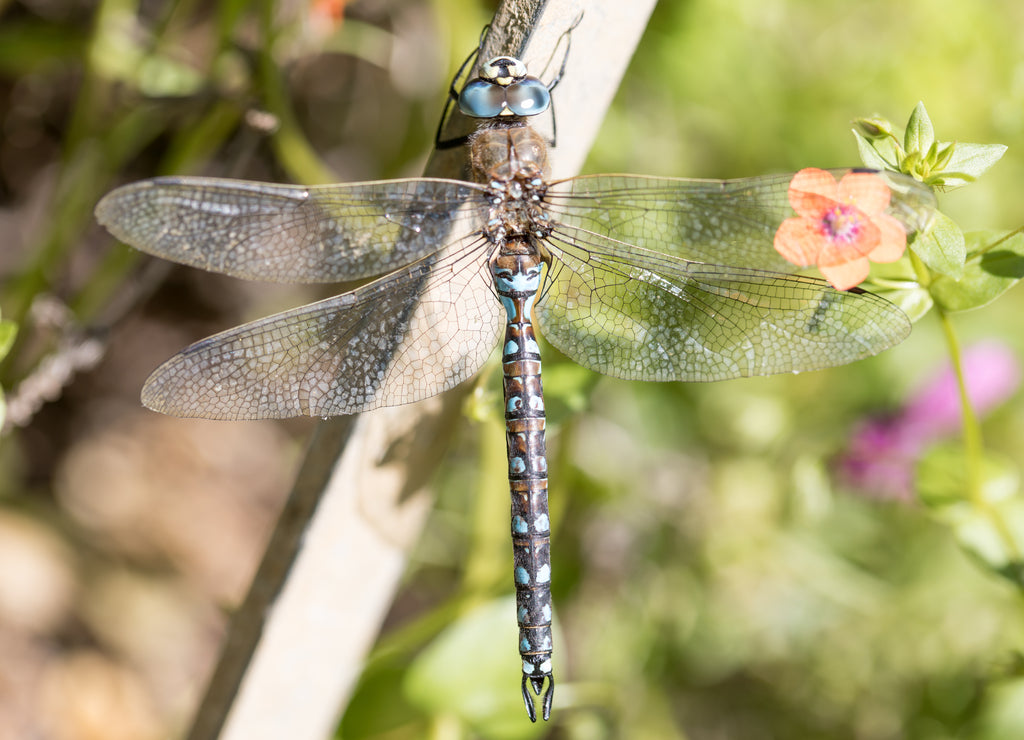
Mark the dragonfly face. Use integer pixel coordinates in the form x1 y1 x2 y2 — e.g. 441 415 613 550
95 33 936 724
458 55 552 118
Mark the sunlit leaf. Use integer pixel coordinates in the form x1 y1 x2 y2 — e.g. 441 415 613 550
917 443 1024 579
936 143 1008 190
973 677 1024 738
931 230 1024 312
853 129 896 171
912 211 966 279
874 284 933 322
136 54 206 98
405 597 549 738
917 444 1018 508
904 102 935 155
0 319 16 361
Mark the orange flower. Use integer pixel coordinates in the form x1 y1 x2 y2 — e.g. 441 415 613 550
773 168 907 290
310 0 346 32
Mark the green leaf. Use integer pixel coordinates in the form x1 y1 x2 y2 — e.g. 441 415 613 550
917 444 1018 509
340 663 424 738
136 53 206 98
0 319 16 362
853 129 896 171
911 211 966 278
932 142 955 172
973 678 1024 738
917 444 970 509
0 21 86 75
904 102 935 155
876 284 933 322
901 150 922 177
866 261 932 321
952 499 1024 581
539 360 598 422
933 142 1008 190
852 116 895 138
405 597 549 738
931 230 1024 312
917 444 1024 579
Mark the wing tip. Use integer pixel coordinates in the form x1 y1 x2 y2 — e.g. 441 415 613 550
94 187 127 232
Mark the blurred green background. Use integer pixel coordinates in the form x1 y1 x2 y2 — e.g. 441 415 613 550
2 0 1024 738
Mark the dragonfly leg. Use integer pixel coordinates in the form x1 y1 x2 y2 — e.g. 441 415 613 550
521 673 554 722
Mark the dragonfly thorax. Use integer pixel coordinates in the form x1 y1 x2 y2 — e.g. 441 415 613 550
472 123 552 245
471 123 550 182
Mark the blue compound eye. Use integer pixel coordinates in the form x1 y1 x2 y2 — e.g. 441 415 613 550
505 78 551 116
459 79 506 118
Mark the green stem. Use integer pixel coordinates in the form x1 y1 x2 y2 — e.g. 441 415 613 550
935 308 983 500
256 0 336 185
907 249 931 288
916 245 1020 561
935 303 1021 560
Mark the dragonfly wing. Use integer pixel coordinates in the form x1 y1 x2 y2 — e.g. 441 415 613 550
545 170 935 269
141 235 503 419
535 226 911 382
96 176 488 283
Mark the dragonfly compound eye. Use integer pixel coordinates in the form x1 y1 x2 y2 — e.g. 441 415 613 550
505 79 551 116
459 78 507 118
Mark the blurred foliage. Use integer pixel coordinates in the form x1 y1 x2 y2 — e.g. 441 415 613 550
1 0 1024 739
0 312 15 427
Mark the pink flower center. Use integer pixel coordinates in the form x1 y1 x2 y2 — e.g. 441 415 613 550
820 204 864 244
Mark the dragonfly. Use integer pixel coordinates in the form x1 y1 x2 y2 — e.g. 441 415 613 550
95 29 935 722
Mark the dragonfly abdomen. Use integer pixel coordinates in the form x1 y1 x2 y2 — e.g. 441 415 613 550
490 246 554 722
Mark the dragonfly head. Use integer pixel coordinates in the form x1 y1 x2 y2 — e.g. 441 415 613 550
459 56 552 119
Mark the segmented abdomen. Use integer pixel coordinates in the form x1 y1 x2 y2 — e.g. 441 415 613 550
490 247 554 720
505 320 552 681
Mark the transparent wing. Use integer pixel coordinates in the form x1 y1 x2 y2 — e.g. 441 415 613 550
95 176 489 283
544 170 935 270
535 225 911 382
141 235 502 419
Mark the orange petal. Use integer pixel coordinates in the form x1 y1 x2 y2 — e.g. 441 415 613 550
837 172 892 214
789 191 837 220
820 257 870 291
774 217 824 266
866 213 907 263
817 218 880 265
788 168 838 216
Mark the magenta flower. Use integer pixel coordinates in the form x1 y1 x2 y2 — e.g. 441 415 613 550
838 342 1020 500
